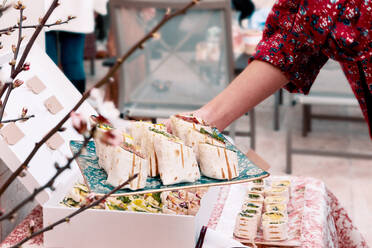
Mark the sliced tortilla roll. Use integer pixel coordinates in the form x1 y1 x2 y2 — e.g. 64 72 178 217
234 212 259 240
93 126 119 172
106 146 148 190
262 220 288 241
186 128 225 160
130 121 166 148
262 212 288 241
130 122 166 177
152 129 200 185
264 186 289 199
198 143 239 180
170 114 212 142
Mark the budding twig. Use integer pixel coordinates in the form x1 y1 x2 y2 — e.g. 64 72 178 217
0 0 60 122
0 0 200 198
0 127 95 222
11 6 24 74
0 114 35 124
0 16 76 36
11 173 138 248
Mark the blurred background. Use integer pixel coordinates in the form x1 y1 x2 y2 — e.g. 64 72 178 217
0 0 371 244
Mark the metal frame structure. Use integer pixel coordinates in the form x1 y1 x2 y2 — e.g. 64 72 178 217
285 95 372 174
109 0 235 119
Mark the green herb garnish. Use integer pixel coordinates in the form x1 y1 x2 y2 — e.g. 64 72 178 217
118 196 131 204
152 192 162 203
62 198 80 207
248 194 260 199
200 128 225 143
251 187 263 191
272 206 279 211
108 204 125 211
242 209 257 214
240 213 254 218
253 179 263 184
246 203 259 208
149 128 177 139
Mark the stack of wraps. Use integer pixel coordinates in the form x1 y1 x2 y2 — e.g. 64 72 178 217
262 212 288 241
150 128 200 185
171 114 239 180
93 124 148 190
130 122 166 177
234 195 263 241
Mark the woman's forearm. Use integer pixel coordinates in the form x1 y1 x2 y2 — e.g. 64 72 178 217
194 60 288 130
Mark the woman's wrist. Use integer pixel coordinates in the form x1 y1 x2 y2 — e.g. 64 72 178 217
193 104 224 131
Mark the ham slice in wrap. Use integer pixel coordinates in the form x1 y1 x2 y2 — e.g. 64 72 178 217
198 143 239 180
151 128 200 185
130 122 166 177
170 114 212 142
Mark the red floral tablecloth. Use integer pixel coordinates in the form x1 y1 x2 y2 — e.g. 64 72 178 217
0 177 368 248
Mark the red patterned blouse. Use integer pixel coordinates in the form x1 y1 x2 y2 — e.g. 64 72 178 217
251 0 372 137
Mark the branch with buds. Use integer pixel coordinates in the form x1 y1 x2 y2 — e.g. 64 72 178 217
0 124 95 222
0 114 35 124
0 0 200 198
0 0 199 245
11 174 138 248
0 0 60 124
0 16 76 37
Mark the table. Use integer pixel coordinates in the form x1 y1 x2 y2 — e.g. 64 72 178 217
1 177 367 248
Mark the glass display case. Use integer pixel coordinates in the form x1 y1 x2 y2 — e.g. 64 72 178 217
110 0 234 117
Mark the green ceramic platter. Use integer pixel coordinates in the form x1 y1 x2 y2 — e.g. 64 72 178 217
70 130 269 196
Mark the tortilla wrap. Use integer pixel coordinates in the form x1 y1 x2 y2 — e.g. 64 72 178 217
153 132 200 185
198 143 238 180
106 146 148 190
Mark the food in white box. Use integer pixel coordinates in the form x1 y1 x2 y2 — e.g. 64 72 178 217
61 183 207 216
152 128 200 185
161 189 206 215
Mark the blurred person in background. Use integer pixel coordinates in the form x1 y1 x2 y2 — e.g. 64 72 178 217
231 0 255 26
170 0 372 138
44 0 108 93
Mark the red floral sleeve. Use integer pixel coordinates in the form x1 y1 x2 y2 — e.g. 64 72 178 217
250 0 330 94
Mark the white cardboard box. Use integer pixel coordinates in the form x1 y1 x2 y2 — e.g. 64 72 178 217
43 173 219 248
0 47 218 248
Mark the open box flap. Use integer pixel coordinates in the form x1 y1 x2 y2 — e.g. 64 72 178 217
0 46 96 205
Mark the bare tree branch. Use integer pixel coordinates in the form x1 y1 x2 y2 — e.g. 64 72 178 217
11 7 24 74
0 0 200 198
11 173 138 248
0 114 35 124
0 16 75 36
0 127 95 222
